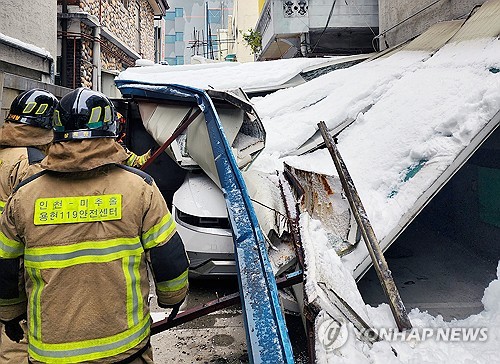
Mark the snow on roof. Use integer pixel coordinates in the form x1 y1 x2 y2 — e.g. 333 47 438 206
251 36 500 363
116 57 342 92
0 32 52 59
252 37 500 251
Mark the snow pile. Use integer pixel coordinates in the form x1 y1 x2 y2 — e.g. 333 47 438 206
116 57 338 91
314 262 500 363
0 32 52 59
300 213 370 321
135 59 155 67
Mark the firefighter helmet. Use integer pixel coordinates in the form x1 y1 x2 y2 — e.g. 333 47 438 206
5 89 58 129
52 87 117 142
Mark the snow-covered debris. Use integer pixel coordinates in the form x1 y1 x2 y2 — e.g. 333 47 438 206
252 36 500 363
254 37 500 256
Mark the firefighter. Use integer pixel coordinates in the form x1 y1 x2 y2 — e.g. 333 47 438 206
0 88 58 364
0 88 189 363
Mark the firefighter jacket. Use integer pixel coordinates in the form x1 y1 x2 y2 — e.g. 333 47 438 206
0 122 50 320
0 122 50 215
0 138 189 363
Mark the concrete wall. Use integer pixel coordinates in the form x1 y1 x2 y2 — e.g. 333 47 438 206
309 0 378 29
0 0 58 60
379 0 487 48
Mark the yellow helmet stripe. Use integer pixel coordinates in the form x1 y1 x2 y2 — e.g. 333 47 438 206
88 106 102 125
35 104 49 115
23 102 37 114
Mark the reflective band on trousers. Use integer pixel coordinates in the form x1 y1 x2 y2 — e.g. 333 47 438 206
142 213 176 249
24 237 143 269
28 315 150 363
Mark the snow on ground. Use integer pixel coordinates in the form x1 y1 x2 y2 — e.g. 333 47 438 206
313 261 500 363
116 57 336 91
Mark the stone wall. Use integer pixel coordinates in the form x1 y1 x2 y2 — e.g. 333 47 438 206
81 23 94 88
139 1 155 60
79 0 155 60
101 38 136 71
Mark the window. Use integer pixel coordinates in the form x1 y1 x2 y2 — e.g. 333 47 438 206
165 35 176 44
176 56 184 65
210 35 219 51
165 12 175 21
176 32 184 42
175 8 184 17
208 9 221 24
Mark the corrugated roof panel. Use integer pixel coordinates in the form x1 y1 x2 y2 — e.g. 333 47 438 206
451 0 500 42
403 20 465 52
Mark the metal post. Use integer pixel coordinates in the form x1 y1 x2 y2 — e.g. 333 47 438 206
318 121 412 331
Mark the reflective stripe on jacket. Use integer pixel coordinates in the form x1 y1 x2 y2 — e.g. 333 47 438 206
0 145 44 319
0 162 189 363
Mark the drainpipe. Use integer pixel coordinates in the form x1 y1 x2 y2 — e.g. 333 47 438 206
92 25 102 92
61 0 68 87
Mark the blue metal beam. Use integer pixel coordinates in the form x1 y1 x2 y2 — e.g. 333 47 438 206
117 82 295 363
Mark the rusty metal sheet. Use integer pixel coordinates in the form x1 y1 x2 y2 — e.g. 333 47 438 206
283 163 360 256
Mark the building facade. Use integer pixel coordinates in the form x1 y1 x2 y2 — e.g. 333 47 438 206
57 0 168 95
0 0 69 121
163 0 234 65
228 0 261 62
255 0 379 60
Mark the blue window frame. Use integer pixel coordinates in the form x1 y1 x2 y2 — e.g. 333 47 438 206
165 12 175 21
175 32 184 42
176 56 184 65
165 35 176 44
208 9 221 24
210 35 219 51
175 8 183 17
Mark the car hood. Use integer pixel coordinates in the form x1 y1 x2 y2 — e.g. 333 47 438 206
172 172 228 218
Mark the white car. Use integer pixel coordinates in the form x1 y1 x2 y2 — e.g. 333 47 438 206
172 171 236 277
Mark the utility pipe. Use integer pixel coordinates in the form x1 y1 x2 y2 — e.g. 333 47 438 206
92 25 102 92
